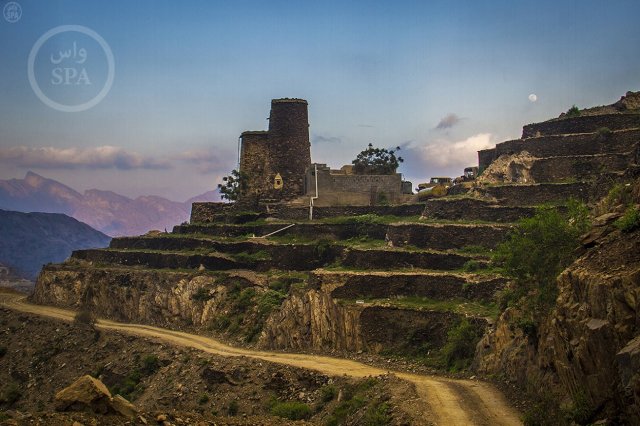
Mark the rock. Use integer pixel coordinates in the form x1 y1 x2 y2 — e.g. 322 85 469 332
156 413 168 422
111 394 137 418
54 375 112 414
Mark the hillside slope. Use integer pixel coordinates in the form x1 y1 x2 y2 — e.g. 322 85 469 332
0 209 111 280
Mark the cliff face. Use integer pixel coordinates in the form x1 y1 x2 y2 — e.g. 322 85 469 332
475 184 640 422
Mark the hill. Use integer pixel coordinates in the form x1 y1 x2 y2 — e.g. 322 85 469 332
0 210 111 280
0 172 220 236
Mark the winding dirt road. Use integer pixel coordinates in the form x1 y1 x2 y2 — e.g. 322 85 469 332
1 292 522 425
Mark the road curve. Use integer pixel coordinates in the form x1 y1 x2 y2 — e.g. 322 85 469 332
1 292 522 426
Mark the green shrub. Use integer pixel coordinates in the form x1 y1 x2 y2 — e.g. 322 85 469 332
227 400 239 416
2 384 21 405
462 259 484 272
270 401 312 420
192 287 213 302
441 319 482 371
74 309 96 328
257 290 286 316
198 393 210 405
363 402 391 425
140 355 160 375
493 202 590 311
566 105 580 117
320 384 338 402
615 206 640 233
595 127 612 139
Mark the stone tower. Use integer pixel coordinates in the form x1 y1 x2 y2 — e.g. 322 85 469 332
239 98 311 202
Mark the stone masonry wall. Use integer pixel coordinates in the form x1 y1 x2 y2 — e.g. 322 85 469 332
522 113 640 138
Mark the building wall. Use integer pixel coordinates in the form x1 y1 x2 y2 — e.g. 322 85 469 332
522 114 640 138
305 165 406 206
239 99 311 202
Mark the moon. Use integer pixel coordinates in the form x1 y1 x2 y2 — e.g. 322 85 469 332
528 93 538 102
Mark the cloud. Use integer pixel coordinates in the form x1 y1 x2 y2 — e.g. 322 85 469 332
314 135 342 144
435 113 462 130
177 148 233 174
400 133 494 178
0 146 170 170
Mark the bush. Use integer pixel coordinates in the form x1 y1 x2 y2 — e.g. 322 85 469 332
2 383 22 405
441 319 482 371
192 287 213 302
74 309 96 327
566 105 581 117
270 401 312 420
595 127 612 139
198 393 210 405
140 355 160 375
363 402 391 425
615 206 640 233
320 384 338 402
493 201 590 311
227 400 239 416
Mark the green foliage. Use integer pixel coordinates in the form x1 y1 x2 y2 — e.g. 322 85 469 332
566 105 581 117
320 384 338 403
462 259 485 272
595 126 612 139
256 290 286 316
270 401 312 420
1 384 21 405
493 202 590 311
363 402 391 425
198 393 210 405
110 354 160 401
615 205 640 233
74 309 96 328
606 183 634 207
231 250 271 264
441 319 483 371
192 287 213 302
218 169 248 201
227 400 239 416
566 391 595 424
352 143 404 175
325 379 379 425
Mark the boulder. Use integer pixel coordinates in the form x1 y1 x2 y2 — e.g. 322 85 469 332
54 375 137 418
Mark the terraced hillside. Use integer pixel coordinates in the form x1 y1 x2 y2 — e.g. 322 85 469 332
31 92 639 371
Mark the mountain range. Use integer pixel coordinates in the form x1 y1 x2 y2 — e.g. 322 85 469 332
0 172 219 236
0 209 112 280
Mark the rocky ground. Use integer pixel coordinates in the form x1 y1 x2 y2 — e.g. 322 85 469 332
0 305 420 425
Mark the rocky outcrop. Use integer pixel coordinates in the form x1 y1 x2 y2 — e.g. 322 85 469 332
55 375 137 418
475 214 640 422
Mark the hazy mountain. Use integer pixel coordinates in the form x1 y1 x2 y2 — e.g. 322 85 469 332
0 209 111 280
0 172 220 236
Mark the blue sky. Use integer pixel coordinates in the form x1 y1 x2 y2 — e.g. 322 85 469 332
0 0 639 200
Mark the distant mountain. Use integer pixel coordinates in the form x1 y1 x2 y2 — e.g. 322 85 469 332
0 209 112 280
0 172 220 236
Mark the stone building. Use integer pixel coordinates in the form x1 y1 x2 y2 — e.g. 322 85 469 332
238 98 412 206
239 98 311 202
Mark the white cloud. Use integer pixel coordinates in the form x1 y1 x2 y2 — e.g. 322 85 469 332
0 146 170 170
400 133 494 179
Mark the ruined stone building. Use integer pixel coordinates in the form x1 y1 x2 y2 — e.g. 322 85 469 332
239 98 412 206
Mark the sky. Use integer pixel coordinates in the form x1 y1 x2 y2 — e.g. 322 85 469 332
0 0 639 201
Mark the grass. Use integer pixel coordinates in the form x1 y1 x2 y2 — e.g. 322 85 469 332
338 296 499 319
319 214 422 225
615 205 640 233
230 250 271 263
270 401 312 420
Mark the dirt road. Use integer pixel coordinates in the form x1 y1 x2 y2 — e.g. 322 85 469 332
1 292 522 425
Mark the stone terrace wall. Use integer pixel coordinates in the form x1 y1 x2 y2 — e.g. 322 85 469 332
497 129 640 159
522 114 640 138
272 204 425 220
478 182 597 206
529 153 635 183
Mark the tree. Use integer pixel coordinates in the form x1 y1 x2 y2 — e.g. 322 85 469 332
352 143 404 175
218 169 247 201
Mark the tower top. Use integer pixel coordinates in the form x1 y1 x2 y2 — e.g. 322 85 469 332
272 98 308 104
